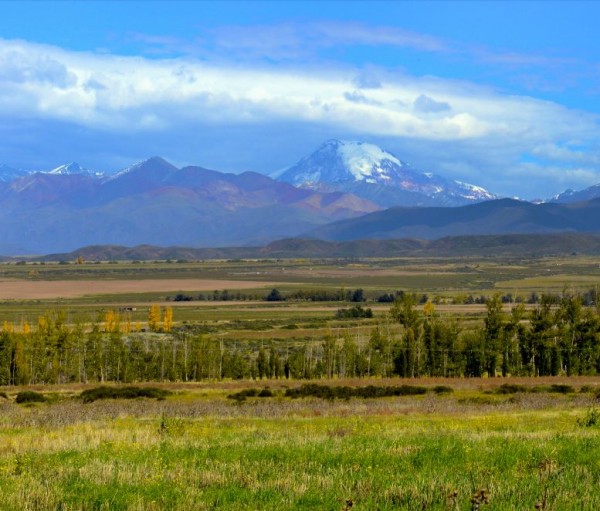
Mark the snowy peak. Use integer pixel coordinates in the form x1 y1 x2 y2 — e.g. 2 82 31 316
47 162 103 177
278 139 406 187
106 156 178 182
277 139 497 207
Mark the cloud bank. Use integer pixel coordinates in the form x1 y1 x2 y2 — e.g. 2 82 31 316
0 31 598 198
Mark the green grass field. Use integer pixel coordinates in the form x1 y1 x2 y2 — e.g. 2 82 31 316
0 381 599 510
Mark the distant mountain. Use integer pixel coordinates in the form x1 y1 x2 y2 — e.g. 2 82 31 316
306 197 600 241
33 232 600 261
0 156 378 254
0 161 103 182
551 183 600 204
47 162 104 178
276 139 497 207
0 164 29 182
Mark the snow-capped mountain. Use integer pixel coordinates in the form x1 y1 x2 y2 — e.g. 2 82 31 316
0 156 379 254
276 140 497 207
46 162 104 178
0 162 104 181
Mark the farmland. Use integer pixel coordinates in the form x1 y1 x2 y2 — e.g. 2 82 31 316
1 254 600 509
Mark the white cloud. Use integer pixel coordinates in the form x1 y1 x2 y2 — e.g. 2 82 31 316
1 38 595 140
0 37 599 198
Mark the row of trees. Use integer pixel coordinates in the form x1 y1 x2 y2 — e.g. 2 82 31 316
0 293 600 385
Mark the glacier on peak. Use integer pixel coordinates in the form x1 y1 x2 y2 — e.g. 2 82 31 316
276 139 498 207
336 140 402 181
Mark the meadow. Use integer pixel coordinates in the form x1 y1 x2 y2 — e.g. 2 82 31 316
1 255 600 509
0 380 599 510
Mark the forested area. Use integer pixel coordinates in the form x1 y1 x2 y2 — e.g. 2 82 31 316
0 293 600 385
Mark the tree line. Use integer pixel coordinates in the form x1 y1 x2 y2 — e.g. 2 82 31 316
1 292 600 385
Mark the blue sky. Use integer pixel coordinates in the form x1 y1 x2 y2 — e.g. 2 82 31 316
0 1 599 198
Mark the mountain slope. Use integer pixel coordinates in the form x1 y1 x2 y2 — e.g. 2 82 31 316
551 183 600 204
277 139 497 207
306 198 600 241
0 157 379 254
0 164 29 182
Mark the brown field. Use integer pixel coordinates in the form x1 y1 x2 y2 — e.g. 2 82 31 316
0 278 278 299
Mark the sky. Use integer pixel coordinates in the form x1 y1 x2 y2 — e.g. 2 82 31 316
0 1 599 199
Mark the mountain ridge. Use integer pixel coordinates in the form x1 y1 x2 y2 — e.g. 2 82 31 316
23 232 600 261
306 197 600 241
0 156 379 254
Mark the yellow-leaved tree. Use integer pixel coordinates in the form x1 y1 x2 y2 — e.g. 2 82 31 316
148 304 161 332
163 306 173 333
103 310 120 333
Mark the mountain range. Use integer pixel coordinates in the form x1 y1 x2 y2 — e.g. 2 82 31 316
0 156 379 254
307 198 600 241
1 140 600 255
26 232 600 262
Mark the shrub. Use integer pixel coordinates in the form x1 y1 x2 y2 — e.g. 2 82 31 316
80 386 171 403
577 407 600 428
173 293 194 301
227 387 273 402
16 391 46 404
335 305 373 319
433 385 454 394
0 391 7 399
549 384 575 394
285 384 427 400
494 383 528 394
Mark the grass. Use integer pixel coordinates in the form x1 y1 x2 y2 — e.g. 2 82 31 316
0 381 599 509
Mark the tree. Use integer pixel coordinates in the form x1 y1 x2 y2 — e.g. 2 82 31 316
266 288 284 301
256 347 268 379
163 306 173 333
148 305 161 332
390 294 423 377
268 347 282 379
483 295 504 377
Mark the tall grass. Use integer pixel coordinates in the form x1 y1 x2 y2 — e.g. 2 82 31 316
0 389 598 509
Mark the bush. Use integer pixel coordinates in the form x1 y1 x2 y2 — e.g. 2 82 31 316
173 293 194 301
80 386 171 403
227 387 273 402
335 305 373 319
577 407 600 427
0 391 7 399
549 384 575 394
16 391 46 404
432 385 454 394
285 384 427 400
494 383 528 394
